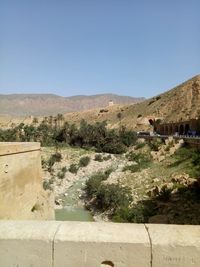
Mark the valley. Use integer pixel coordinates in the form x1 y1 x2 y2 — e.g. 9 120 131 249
41 138 200 224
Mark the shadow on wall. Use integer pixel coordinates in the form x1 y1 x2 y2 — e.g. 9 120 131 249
101 261 114 267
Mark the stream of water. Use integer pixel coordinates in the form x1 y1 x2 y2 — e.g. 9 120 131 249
55 177 94 221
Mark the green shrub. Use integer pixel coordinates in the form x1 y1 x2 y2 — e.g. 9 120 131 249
69 164 79 174
48 152 62 167
61 166 67 173
94 154 112 162
174 148 200 177
104 167 114 177
113 205 145 223
99 140 126 154
85 169 113 197
113 201 156 223
41 158 47 168
43 180 52 191
126 151 151 167
135 142 145 150
96 184 132 212
119 127 137 147
103 154 112 161
94 154 103 162
123 164 140 173
79 156 90 167
149 138 163 151
57 171 65 179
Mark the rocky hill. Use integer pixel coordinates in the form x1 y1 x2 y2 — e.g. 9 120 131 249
62 75 200 130
0 93 144 116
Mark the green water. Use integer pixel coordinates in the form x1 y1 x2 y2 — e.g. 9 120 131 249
55 177 94 221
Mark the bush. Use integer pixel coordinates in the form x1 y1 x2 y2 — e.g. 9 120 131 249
43 180 52 191
149 138 163 151
94 154 103 162
69 164 79 174
113 201 157 223
57 171 65 179
126 151 151 167
96 184 133 212
100 141 126 154
94 154 112 162
119 127 137 147
79 156 90 167
41 158 48 169
104 167 114 177
123 164 140 173
113 205 145 223
85 169 112 197
103 154 112 161
61 166 67 173
48 152 62 167
135 142 145 150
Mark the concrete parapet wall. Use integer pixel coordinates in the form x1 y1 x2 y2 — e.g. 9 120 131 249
0 142 54 220
0 221 199 267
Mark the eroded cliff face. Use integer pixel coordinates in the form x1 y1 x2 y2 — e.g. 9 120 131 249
0 142 54 220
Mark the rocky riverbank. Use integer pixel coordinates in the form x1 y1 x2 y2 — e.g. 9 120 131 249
41 138 200 224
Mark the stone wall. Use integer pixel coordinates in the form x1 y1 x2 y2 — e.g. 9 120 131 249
0 142 54 220
155 118 200 135
0 221 199 267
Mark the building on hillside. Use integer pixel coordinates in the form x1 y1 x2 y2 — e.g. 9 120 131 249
154 118 200 136
108 100 114 107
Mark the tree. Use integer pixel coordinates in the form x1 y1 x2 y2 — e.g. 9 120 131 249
56 113 64 129
32 117 38 125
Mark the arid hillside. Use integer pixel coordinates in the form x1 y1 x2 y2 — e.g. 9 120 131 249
0 75 200 130
0 93 144 116
62 75 200 131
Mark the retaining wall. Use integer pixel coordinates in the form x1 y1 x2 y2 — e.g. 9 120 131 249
0 142 54 220
0 221 199 267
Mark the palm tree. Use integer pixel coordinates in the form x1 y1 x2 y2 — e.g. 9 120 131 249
32 117 38 125
56 113 64 129
48 115 53 127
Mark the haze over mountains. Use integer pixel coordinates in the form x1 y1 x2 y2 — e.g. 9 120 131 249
0 93 145 116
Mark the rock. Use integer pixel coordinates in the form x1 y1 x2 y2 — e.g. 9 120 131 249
148 214 169 224
55 199 62 205
158 155 165 162
146 186 160 197
153 178 160 183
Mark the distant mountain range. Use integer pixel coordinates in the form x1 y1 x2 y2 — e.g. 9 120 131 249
0 93 145 116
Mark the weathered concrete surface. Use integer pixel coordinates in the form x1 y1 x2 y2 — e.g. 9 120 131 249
147 224 200 267
0 142 40 155
0 142 54 220
0 220 60 267
54 222 151 267
0 221 200 267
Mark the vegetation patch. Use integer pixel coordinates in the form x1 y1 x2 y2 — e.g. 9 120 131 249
85 169 133 221
79 156 90 167
68 163 79 174
0 119 137 154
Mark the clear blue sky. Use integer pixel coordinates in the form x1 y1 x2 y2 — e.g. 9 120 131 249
0 0 200 98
